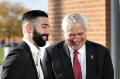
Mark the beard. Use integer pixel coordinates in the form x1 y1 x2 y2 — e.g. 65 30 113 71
32 28 48 47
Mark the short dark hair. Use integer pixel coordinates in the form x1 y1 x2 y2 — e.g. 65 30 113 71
22 10 48 22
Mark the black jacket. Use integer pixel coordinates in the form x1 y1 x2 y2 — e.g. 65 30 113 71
42 40 114 79
1 41 44 79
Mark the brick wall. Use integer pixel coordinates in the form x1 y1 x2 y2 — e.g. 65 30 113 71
48 0 110 47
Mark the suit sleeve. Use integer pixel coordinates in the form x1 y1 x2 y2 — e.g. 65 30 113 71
42 48 55 79
103 49 114 79
1 50 26 79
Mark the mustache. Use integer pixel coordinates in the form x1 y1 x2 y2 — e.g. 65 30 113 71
41 34 49 41
41 34 49 36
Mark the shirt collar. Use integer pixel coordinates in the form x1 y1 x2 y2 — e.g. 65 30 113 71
22 38 40 56
68 44 86 56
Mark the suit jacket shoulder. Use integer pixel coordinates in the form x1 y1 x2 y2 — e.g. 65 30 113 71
85 40 114 79
45 41 65 56
86 40 110 55
86 40 108 50
1 41 38 79
3 42 30 68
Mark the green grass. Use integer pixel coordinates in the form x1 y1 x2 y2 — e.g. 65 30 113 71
0 48 4 64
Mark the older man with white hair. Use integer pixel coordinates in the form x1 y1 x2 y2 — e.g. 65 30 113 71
42 13 114 79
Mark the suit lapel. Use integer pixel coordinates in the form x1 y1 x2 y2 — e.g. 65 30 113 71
28 49 39 79
22 42 39 79
86 41 97 79
59 41 74 79
40 59 45 77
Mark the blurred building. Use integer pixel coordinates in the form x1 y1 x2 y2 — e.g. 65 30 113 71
48 0 120 79
48 0 110 47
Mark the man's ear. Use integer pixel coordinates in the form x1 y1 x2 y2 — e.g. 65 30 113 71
26 24 32 33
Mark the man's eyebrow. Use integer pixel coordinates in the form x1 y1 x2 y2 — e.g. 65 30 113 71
42 24 48 25
42 24 50 27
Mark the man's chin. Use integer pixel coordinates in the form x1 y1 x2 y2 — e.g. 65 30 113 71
35 40 46 47
72 44 84 50
71 45 79 50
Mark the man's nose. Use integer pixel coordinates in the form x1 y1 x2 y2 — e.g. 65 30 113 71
73 35 81 41
73 38 79 42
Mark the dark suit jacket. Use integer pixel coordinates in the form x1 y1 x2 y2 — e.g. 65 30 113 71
42 40 114 79
1 41 43 79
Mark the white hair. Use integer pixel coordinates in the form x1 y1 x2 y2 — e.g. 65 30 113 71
62 13 88 32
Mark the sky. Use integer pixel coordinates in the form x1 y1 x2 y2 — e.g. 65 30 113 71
0 0 48 12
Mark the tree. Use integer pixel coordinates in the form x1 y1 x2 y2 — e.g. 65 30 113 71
0 1 29 43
